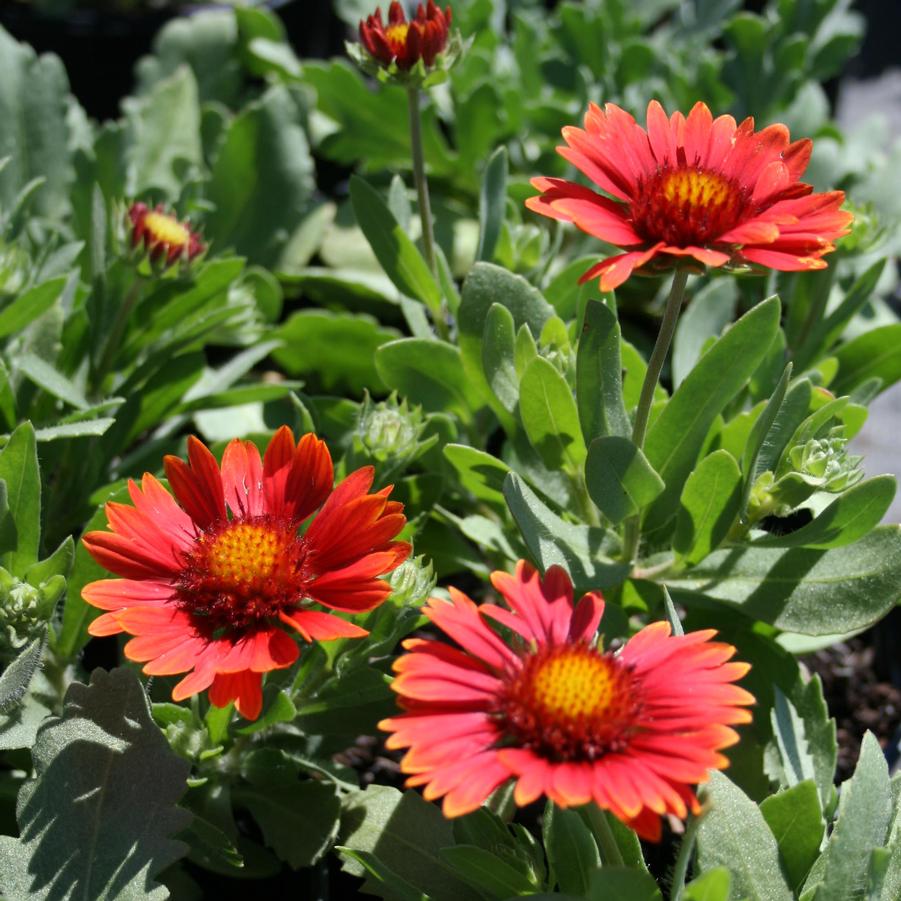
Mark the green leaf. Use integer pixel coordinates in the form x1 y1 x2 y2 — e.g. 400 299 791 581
336 849 428 901
804 733 892 901
668 526 901 635
205 85 316 269
643 296 781 532
0 668 189 901
0 422 40 574
349 175 441 316
754 476 895 549
742 363 792 484
0 28 71 219
542 803 599 896
443 444 510 507
482 303 519 417
0 630 46 714
519 357 587 472
0 669 53 752
16 352 89 410
0 277 67 341
238 780 340 869
682 868 732 901
671 278 737 387
376 338 475 423
759 781 824 890
795 259 885 371
576 298 630 442
673 449 743 565
274 310 397 395
833 323 901 396
440 845 538 899
296 665 393 736
752 378 813 480
585 435 664 524
235 690 296 736
123 66 202 197
696 772 793 901
338 786 481 901
56 483 130 659
587 867 662 900
504 473 629 591
34 419 116 442
458 263 554 416
477 146 508 263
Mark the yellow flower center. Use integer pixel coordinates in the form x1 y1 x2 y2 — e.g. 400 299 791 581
661 168 732 211
530 649 615 720
176 516 309 634
143 210 191 248
497 644 642 762
385 22 410 52
205 522 291 586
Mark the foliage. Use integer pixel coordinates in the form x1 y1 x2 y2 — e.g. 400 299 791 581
0 0 896 897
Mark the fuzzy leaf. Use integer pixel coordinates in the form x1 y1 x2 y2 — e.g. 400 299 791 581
673 449 742 564
585 436 664 524
759 781 824 890
0 668 189 900
696 772 793 901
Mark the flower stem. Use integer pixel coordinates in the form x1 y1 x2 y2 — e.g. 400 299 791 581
93 279 141 394
669 810 703 901
581 804 625 867
621 268 689 564
407 85 448 339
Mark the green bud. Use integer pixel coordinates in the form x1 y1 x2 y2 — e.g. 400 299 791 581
787 436 863 492
359 392 426 460
388 555 436 608
0 568 57 651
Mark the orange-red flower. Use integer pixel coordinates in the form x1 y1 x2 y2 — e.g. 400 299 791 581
359 1 452 70
128 202 205 267
527 100 853 291
82 427 410 720
381 561 753 839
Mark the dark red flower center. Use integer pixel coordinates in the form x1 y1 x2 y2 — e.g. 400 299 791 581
496 644 643 762
632 166 749 247
175 516 310 634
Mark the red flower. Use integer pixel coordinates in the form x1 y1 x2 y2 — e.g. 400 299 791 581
82 427 410 720
128 202 205 267
527 101 853 291
359 1 452 70
381 561 753 840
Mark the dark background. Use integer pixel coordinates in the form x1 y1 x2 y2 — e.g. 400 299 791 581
0 0 897 121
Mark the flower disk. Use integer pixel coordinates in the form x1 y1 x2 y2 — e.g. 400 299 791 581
128 202 205 267
82 427 410 720
381 560 754 840
527 100 853 291
499 645 641 763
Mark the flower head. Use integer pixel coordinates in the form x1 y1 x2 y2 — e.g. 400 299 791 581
128 202 205 268
359 1 452 70
82 427 410 720
381 561 753 840
527 101 853 291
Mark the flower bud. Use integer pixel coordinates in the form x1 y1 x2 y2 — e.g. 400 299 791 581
350 1 464 85
787 436 863 492
387 554 436 607
127 202 205 270
0 569 58 651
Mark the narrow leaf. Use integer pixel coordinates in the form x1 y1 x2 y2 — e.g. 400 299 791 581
576 299 629 441
476 146 508 262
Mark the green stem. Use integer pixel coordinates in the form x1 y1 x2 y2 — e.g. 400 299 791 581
407 86 448 339
93 279 141 394
669 810 703 901
581 804 624 867
620 268 689 564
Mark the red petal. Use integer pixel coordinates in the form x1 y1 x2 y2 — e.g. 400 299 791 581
220 438 265 518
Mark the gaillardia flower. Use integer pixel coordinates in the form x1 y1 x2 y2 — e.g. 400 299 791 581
128 202 205 267
358 1 452 71
381 561 753 839
82 427 410 720
527 101 852 291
